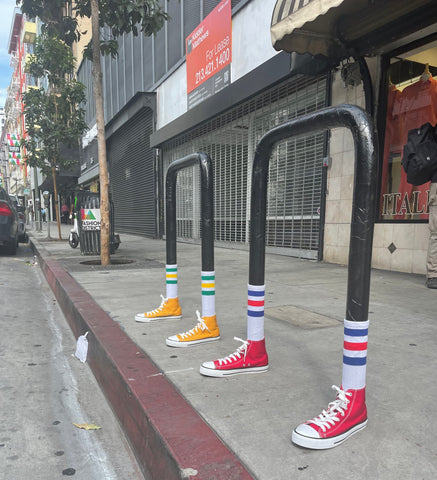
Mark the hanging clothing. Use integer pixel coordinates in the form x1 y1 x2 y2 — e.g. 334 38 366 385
380 84 403 216
395 76 437 218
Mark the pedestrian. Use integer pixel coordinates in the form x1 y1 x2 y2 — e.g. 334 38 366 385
28 201 34 226
426 173 437 288
61 203 69 224
41 207 46 222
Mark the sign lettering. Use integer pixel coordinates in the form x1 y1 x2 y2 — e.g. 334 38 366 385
381 190 429 217
186 0 232 109
80 208 101 231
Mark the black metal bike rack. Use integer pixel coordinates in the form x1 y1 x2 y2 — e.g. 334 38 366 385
166 152 214 272
249 104 378 323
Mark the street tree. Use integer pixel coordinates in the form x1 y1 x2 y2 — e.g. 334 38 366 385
22 32 87 240
19 0 168 264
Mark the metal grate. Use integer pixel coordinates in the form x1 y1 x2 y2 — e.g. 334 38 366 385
161 74 328 258
107 108 157 237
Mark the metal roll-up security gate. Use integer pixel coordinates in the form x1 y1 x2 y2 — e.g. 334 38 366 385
161 74 328 259
107 107 157 237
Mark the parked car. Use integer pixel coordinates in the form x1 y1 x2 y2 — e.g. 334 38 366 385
0 186 18 254
9 194 28 242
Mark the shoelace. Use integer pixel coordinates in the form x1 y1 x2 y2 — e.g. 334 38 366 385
309 385 352 432
217 337 248 365
146 294 167 315
178 311 209 339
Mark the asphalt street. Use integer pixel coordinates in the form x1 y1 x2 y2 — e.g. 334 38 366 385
0 243 145 480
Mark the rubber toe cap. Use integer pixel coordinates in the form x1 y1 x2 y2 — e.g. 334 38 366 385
294 423 320 438
201 361 216 370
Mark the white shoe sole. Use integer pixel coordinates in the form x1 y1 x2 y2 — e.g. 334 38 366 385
135 314 182 323
166 335 220 347
199 364 268 377
291 419 367 449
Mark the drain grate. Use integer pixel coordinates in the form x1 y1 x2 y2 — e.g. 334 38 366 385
61 257 164 272
80 259 135 266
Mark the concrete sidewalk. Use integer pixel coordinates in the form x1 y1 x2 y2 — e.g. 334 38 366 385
29 222 437 479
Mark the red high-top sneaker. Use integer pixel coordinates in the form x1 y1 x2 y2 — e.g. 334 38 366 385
292 385 367 449
200 337 268 377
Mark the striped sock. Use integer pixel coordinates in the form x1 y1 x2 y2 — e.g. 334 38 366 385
201 271 215 317
342 319 369 391
166 264 178 299
247 284 265 341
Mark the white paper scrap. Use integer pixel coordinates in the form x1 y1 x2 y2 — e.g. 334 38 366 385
75 331 89 363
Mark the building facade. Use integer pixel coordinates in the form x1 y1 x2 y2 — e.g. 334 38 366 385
3 8 37 202
77 0 437 276
271 0 437 275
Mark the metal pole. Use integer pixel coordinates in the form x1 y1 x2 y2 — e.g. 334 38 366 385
165 152 214 271
249 104 378 323
33 167 42 232
43 191 50 239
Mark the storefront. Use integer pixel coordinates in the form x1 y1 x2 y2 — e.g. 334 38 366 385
152 0 332 260
380 44 437 221
155 60 330 260
271 0 437 274
106 93 157 238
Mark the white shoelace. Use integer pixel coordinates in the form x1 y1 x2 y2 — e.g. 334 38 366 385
309 385 352 432
146 294 167 315
217 337 248 365
178 311 209 339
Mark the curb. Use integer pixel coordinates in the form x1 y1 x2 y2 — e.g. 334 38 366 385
31 237 254 480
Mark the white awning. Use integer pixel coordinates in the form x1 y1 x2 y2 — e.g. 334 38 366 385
271 0 351 57
271 0 436 59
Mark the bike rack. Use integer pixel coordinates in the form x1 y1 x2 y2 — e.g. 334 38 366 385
166 152 214 273
249 104 378 323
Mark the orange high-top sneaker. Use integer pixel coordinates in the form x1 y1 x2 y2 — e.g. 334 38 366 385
135 295 182 322
166 310 220 347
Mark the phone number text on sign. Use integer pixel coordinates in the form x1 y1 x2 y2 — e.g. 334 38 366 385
186 0 232 95
195 37 230 86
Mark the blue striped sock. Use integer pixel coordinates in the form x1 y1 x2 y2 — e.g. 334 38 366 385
342 319 369 390
247 284 265 341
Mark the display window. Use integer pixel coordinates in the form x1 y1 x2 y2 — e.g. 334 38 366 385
380 42 437 221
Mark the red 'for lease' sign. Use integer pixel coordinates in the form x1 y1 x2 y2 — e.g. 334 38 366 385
186 0 232 97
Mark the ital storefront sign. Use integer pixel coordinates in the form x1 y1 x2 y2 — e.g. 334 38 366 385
186 0 232 110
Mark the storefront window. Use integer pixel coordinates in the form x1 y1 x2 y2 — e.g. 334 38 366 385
380 43 437 220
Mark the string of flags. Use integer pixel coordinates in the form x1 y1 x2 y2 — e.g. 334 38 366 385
7 133 21 165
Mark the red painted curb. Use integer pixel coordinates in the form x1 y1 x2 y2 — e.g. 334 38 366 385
33 243 254 480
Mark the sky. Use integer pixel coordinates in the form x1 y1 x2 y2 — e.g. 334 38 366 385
0 1 17 108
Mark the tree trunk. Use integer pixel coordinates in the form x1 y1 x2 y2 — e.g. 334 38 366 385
91 0 111 265
52 164 61 240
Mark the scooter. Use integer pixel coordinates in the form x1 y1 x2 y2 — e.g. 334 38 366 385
69 213 79 248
